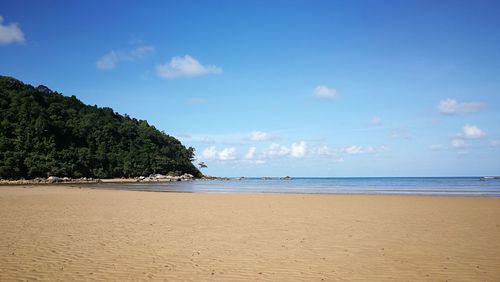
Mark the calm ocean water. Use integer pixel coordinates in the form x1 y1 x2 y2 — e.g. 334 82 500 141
91 177 500 197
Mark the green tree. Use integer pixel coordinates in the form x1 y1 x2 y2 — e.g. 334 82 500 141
0 76 202 179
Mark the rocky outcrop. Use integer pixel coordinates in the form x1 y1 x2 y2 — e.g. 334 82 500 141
135 173 195 182
46 176 62 183
0 173 199 185
0 177 98 185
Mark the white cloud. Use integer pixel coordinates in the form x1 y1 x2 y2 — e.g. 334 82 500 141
96 45 155 70
437 98 484 114
290 141 307 158
313 85 337 99
317 145 336 157
462 125 486 139
202 146 236 161
218 147 237 160
266 143 291 157
370 116 382 125
156 55 222 79
344 145 364 155
202 146 218 159
341 145 388 155
245 147 256 160
249 131 272 141
0 16 25 45
264 142 308 158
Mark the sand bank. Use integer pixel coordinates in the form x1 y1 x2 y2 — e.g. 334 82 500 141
1 185 499 281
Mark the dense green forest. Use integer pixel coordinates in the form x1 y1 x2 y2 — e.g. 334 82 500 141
0 76 202 179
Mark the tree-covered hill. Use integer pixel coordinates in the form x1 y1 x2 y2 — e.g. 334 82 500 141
0 76 202 179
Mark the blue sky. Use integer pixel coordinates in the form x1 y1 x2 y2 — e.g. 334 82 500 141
1 0 500 176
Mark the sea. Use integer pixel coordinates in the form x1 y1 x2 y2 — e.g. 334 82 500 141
91 177 500 197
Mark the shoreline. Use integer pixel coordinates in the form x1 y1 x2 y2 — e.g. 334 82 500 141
3 180 500 198
77 185 500 198
0 174 246 186
3 183 500 198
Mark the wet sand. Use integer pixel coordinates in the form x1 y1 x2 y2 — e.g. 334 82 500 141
1 185 499 281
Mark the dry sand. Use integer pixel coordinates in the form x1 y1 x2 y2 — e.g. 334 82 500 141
1 185 499 281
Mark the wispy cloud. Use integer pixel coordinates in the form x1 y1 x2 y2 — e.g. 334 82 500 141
0 16 25 45
180 132 252 146
263 142 386 159
316 145 388 156
313 85 337 99
245 147 256 160
340 145 388 155
437 98 484 114
201 146 237 161
263 141 307 158
96 45 155 70
451 138 467 148
218 147 237 160
370 116 382 125
316 145 337 157
200 141 388 164
461 124 486 139
431 125 486 152
202 146 217 159
156 55 222 79
249 131 272 141
430 138 467 152
265 143 291 157
315 146 346 162
490 140 500 147
389 127 412 140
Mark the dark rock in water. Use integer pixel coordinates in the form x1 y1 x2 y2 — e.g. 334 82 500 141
280 176 293 180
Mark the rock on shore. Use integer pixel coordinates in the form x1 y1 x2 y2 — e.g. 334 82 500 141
0 176 99 185
0 173 196 185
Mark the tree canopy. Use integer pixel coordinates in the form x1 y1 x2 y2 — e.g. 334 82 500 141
0 76 202 179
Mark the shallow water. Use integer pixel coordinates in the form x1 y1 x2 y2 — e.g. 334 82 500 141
90 177 500 196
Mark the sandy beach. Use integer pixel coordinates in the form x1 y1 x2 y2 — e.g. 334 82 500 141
1 185 499 281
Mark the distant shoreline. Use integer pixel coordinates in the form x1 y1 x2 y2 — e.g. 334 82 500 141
0 175 296 185
3 176 498 197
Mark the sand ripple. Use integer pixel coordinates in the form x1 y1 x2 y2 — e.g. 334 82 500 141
1 186 500 281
